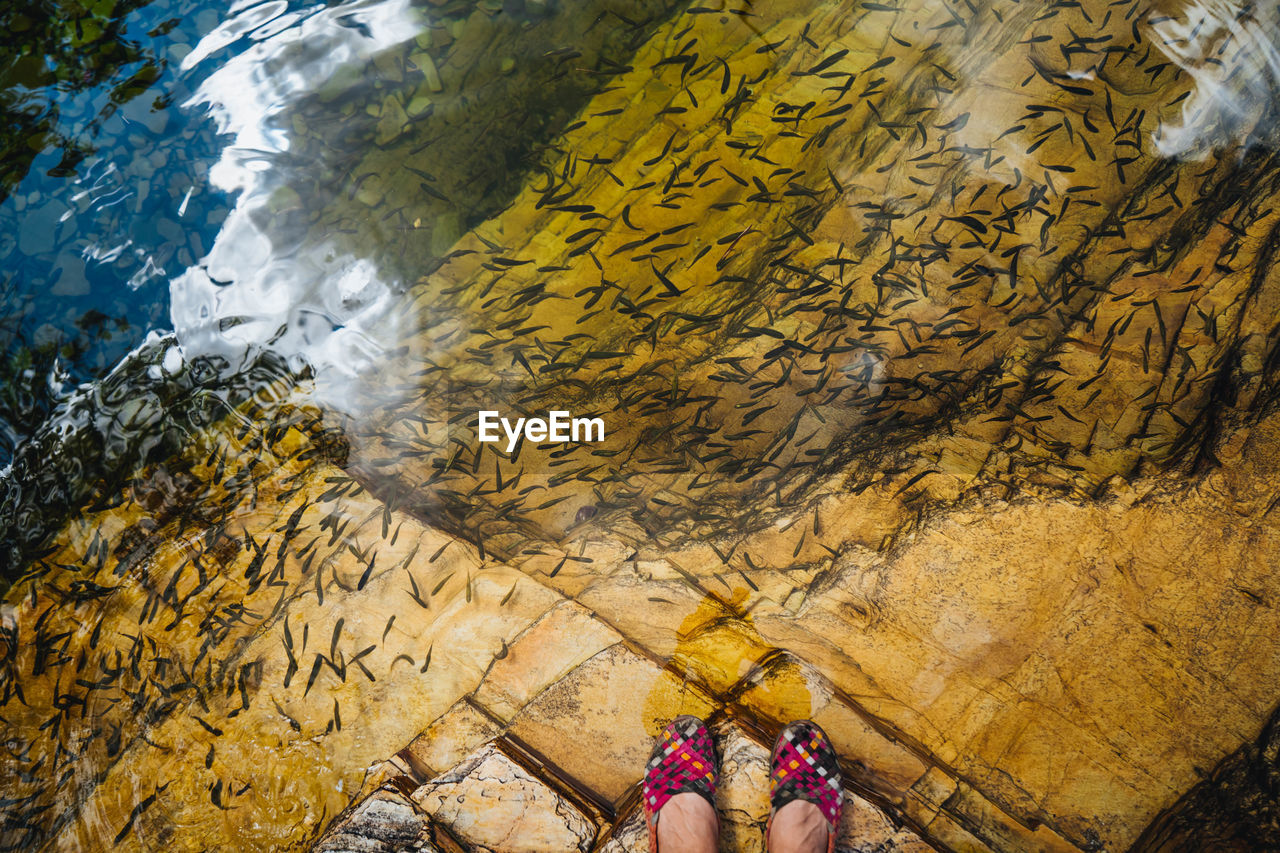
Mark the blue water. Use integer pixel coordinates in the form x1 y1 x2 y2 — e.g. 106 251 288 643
0 0 306 460
2 0 615 571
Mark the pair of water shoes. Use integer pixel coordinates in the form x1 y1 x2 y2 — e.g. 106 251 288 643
641 715 843 852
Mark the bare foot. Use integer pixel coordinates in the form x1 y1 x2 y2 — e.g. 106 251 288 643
767 799 830 853
655 791 719 853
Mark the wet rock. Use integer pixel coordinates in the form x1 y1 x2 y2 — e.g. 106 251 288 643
472 601 621 722
506 643 716 802
156 216 183 244
596 809 647 853
319 63 363 103
314 788 425 853
402 700 503 780
428 209 461 256
375 95 410 146
194 9 218 34
50 251 89 297
406 94 433 118
736 654 928 803
32 323 61 348
267 186 302 215
120 95 169 135
372 50 403 85
18 200 66 255
409 51 443 93
1133 702 1280 852
411 743 597 852
429 27 454 50
711 722 773 851
10 1 1280 852
354 173 385 208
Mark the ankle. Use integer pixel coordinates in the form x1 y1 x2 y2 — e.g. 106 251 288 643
767 799 830 853
655 791 718 853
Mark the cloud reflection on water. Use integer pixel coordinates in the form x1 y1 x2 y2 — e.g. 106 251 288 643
171 0 424 410
1149 0 1280 159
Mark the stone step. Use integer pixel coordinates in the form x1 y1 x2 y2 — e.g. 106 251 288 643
307 582 1086 853
314 787 428 853
314 724 937 853
411 741 600 852
314 785 468 853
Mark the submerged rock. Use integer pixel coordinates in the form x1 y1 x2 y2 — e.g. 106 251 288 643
5 0 1280 851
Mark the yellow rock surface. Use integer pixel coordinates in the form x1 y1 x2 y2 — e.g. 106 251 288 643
412 743 597 852
6 0 1280 850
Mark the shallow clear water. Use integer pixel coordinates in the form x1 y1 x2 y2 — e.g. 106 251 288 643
0 0 236 458
1 0 644 569
4 0 1280 849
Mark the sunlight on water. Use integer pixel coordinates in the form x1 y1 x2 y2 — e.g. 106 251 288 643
5 0 1280 849
172 0 421 409
1149 0 1280 158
